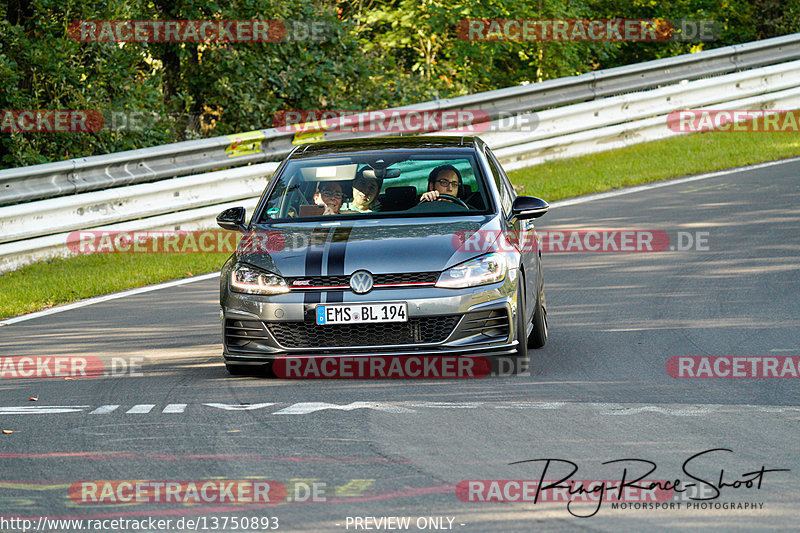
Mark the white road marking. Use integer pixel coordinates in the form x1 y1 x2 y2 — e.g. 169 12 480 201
203 403 276 411
407 402 484 408
3 156 798 326
1 401 799 416
491 402 567 409
0 406 89 414
89 405 119 414
747 406 800 413
273 402 415 415
125 404 155 414
593 404 712 416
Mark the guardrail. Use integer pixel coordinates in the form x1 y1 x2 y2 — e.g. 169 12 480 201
2 33 800 207
1 33 799 272
0 131 293 207
0 163 277 245
480 59 800 169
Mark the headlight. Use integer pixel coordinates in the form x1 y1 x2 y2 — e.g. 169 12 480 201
231 264 289 295
436 253 506 288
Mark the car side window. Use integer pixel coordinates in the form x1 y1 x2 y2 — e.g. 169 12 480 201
485 147 512 215
490 150 517 201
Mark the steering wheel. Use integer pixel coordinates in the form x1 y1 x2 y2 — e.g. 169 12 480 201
436 194 469 208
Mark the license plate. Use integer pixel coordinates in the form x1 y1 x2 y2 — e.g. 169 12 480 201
316 303 408 325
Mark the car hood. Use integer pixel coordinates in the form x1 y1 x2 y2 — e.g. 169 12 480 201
236 217 502 277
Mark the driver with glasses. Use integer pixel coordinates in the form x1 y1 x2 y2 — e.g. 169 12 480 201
419 165 464 203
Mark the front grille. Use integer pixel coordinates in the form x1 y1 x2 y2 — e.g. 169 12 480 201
225 319 269 351
459 309 510 339
287 275 349 288
286 272 438 290
374 272 439 285
267 316 459 348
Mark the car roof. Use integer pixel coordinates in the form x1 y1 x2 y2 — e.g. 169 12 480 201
291 135 482 159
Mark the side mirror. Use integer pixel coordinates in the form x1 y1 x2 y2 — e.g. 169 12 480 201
511 196 549 220
216 207 247 231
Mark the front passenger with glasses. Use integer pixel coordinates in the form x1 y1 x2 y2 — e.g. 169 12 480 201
313 181 345 215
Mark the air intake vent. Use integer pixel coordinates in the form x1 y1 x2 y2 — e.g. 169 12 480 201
460 309 509 339
267 316 459 348
225 319 269 351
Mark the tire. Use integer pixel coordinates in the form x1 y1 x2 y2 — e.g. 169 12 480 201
514 281 529 360
528 283 547 349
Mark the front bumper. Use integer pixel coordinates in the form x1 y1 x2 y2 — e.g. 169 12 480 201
221 271 521 363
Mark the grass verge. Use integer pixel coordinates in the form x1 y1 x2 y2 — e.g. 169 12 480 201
0 253 230 320
2 127 800 320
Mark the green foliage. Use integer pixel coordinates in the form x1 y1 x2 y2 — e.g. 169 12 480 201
0 0 382 166
1 0 798 168
0 0 174 166
353 0 608 98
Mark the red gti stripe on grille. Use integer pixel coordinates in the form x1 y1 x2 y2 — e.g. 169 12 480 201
291 282 436 291
374 282 436 287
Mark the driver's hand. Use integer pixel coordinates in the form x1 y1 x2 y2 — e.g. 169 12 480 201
420 191 440 203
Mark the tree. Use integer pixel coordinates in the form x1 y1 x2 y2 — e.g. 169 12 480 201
1 0 797 169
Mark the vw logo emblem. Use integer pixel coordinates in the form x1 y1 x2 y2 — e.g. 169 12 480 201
349 270 374 294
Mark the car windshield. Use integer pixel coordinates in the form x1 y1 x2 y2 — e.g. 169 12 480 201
257 150 491 222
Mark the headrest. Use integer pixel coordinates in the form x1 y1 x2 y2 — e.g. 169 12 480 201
382 186 417 211
385 186 416 201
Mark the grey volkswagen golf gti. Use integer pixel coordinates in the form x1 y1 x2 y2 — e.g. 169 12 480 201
216 136 548 375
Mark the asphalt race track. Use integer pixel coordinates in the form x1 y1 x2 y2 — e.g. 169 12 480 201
0 158 798 532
